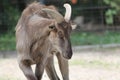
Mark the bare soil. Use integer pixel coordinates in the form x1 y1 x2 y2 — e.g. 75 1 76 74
0 48 120 80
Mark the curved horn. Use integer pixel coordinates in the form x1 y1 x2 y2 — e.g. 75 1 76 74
64 3 72 22
42 8 64 23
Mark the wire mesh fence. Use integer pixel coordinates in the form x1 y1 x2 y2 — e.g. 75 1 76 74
0 0 120 34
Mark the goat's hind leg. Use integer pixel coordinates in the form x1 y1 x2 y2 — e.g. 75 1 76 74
19 60 37 80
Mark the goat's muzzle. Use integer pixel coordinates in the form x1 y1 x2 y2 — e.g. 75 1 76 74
63 47 73 59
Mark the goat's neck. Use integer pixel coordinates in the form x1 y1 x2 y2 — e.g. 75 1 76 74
30 36 51 54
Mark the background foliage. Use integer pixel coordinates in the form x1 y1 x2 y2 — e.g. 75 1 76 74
104 0 120 25
1 0 20 34
0 0 120 51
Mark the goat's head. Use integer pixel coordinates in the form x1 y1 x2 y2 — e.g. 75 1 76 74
43 3 74 59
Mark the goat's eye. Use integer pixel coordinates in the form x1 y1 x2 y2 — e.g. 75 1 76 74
49 26 55 30
58 31 63 38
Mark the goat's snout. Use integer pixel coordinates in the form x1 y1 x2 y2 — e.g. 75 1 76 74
63 48 73 59
67 49 73 59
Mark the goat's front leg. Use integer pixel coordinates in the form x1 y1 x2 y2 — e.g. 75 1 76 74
35 62 45 80
56 53 69 80
19 60 37 80
35 56 47 80
45 56 60 80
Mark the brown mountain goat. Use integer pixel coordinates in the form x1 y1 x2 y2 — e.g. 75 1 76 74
15 2 74 80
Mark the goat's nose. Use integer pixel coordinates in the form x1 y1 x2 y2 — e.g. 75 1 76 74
66 49 73 59
63 49 73 59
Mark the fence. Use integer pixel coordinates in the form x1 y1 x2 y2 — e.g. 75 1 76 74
0 0 120 34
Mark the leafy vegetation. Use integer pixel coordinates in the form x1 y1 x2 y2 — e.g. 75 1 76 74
0 0 120 51
1 0 20 33
0 33 16 51
104 0 120 25
1 31 120 51
71 31 120 46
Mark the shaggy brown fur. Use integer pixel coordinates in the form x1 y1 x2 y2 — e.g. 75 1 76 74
16 2 73 80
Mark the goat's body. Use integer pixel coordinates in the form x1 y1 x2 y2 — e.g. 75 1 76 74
16 2 72 80
16 3 54 64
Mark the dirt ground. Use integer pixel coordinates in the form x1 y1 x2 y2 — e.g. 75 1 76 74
0 48 120 80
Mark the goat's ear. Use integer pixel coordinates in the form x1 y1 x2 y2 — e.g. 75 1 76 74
71 23 77 30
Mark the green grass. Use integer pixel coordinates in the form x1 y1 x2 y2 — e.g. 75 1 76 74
70 31 120 45
1 31 120 51
0 34 16 51
70 59 120 69
0 76 19 80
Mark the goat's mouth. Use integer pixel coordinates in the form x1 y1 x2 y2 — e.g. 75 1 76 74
54 47 73 59
62 50 73 59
